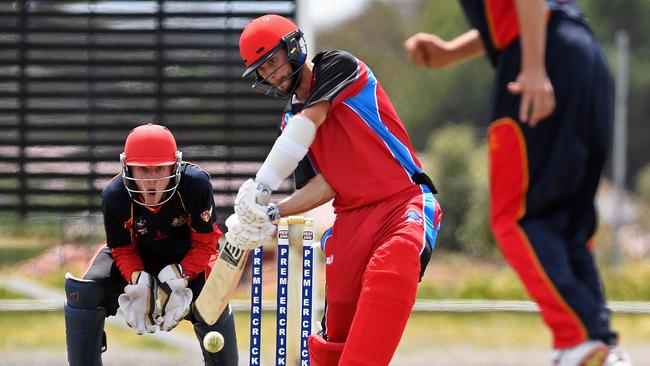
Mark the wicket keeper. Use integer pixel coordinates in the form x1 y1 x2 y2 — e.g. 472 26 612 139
64 123 238 366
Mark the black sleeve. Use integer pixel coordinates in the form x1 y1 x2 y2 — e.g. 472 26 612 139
101 179 133 248
293 156 317 189
304 50 361 109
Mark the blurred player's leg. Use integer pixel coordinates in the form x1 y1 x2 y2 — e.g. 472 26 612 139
64 273 107 366
193 304 238 366
489 118 617 357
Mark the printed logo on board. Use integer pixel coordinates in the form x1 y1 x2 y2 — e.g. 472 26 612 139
303 231 314 241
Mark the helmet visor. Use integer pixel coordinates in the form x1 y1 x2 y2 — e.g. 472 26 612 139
121 151 182 207
242 43 283 78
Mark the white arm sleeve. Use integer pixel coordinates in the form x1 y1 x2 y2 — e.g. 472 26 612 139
255 114 317 190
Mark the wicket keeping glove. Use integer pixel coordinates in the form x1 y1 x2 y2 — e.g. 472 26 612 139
117 271 158 335
234 179 273 229
225 213 275 250
156 264 193 331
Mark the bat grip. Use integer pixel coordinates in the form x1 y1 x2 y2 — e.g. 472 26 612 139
255 182 271 205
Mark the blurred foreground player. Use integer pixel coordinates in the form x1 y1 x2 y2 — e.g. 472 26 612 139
404 1 629 365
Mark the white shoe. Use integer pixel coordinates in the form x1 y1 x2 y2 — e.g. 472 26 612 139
605 345 632 366
552 340 609 366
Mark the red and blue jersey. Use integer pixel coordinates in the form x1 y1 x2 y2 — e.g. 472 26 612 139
285 50 435 209
284 50 438 244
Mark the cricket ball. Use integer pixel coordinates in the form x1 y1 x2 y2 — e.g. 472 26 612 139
203 331 225 353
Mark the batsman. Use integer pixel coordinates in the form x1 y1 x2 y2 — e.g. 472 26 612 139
225 15 443 365
63 123 238 366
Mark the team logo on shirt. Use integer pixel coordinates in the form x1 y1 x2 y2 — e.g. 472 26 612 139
404 210 423 225
135 217 148 235
325 255 334 265
171 215 189 227
200 207 212 222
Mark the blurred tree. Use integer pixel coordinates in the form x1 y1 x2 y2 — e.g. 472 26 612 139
456 143 497 257
582 0 650 187
422 123 494 255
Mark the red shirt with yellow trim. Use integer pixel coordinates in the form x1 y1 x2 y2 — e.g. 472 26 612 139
459 0 581 66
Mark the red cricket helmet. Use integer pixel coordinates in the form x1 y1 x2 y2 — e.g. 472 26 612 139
239 14 304 77
120 123 183 207
239 14 307 99
123 123 178 166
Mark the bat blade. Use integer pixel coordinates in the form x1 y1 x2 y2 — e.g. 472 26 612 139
194 237 250 325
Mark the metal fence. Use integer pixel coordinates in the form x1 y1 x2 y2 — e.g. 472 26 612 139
0 0 295 219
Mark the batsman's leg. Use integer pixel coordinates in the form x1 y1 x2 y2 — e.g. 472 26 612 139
64 272 107 366
193 304 239 366
338 236 420 366
308 333 344 366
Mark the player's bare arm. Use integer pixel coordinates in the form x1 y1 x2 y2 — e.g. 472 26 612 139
507 0 555 126
404 29 484 69
298 100 329 127
275 174 335 217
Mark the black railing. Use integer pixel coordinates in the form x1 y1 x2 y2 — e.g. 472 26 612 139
0 0 296 219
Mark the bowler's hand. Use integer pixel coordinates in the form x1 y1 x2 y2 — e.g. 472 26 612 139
404 33 451 69
507 68 555 127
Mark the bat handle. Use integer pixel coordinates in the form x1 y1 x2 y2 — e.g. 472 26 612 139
255 182 271 205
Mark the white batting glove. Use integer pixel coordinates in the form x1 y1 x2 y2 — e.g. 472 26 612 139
234 179 273 228
117 271 158 335
156 264 193 332
225 213 276 250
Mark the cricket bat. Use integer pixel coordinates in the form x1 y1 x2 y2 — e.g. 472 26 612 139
193 236 250 325
195 188 271 325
